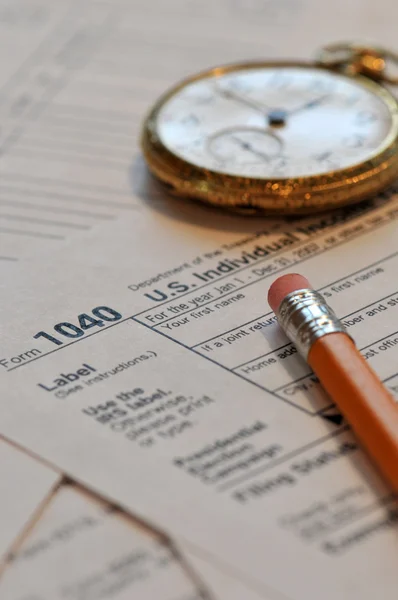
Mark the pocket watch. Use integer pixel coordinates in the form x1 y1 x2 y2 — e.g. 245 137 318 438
141 43 398 215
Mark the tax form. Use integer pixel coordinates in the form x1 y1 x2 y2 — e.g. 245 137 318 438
2 0 398 598
0 1 290 592
1 195 398 599
0 1 305 595
0 445 267 600
0 482 206 600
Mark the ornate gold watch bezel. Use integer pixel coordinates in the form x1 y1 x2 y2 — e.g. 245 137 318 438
141 61 398 215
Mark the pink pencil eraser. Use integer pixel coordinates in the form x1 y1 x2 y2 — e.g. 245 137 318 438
268 273 312 313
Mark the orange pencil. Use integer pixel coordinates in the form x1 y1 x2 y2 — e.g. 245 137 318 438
268 273 398 494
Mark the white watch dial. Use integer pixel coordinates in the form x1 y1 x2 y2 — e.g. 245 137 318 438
156 66 394 179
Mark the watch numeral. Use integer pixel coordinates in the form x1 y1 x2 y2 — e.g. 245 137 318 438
346 93 360 106
356 110 377 125
193 94 214 105
343 134 366 148
314 151 332 162
181 114 200 126
267 72 292 90
307 78 332 93
228 78 252 93
271 156 288 171
313 151 339 170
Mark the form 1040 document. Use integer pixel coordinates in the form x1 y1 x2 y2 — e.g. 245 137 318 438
1 196 398 599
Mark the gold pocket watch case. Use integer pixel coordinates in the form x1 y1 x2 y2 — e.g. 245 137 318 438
142 44 398 215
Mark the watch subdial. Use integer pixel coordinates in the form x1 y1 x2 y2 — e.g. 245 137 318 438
207 127 283 165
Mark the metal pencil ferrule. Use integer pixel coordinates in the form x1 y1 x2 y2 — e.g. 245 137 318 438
276 288 350 360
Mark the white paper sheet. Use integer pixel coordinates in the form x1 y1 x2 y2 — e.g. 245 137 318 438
0 483 206 600
181 546 276 600
1 0 398 264
2 1 398 598
1 198 398 599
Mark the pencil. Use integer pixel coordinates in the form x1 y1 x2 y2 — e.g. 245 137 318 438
268 273 398 494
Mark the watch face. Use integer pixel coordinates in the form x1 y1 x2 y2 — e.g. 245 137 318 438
156 66 395 179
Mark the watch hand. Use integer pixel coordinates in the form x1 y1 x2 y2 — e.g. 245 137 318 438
216 84 271 114
215 84 289 128
288 93 330 116
231 135 269 161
